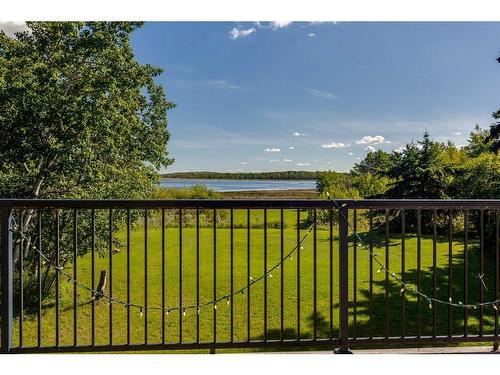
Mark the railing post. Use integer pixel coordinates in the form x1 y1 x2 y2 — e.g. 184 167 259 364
335 204 352 354
1 207 13 354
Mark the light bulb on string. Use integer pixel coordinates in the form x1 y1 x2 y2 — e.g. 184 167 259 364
376 268 383 274
227 297 231 305
139 308 143 318
183 309 186 317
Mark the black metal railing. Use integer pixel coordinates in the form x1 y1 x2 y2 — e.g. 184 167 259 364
1 199 500 353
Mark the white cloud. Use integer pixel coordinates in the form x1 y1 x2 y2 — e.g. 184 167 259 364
229 27 256 40
348 152 354 156
264 147 280 152
241 162 247 165
292 132 308 137
0 22 29 37
270 159 280 162
452 131 462 136
283 158 292 162
365 146 376 153
393 146 405 154
297 162 310 166
270 21 293 30
306 88 338 99
205 79 249 91
288 146 295 149
308 33 316 37
322 142 348 149
356 135 385 145
356 157 361 160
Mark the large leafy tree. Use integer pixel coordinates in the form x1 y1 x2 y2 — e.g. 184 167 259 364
0 22 175 306
0 22 174 201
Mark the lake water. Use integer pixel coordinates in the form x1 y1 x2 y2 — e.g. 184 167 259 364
159 178 316 192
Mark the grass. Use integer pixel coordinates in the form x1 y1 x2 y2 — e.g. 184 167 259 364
9 207 500 352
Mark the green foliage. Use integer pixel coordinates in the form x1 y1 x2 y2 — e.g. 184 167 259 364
151 185 221 200
0 22 175 305
384 131 453 199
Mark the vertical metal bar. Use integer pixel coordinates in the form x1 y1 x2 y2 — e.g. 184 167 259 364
196 208 200 344
213 208 216 344
230 208 234 343
19 214 23 348
109 208 113 345
313 208 317 341
247 209 251 342
401 209 405 338
352 208 357 339
480 209 484 336
297 208 301 341
126 209 131 345
55 209 60 347
384 209 389 339
369 209 374 339
161 208 166 345
1 208 13 353
91 209 95 346
73 209 77 347
144 209 148 344
280 209 284 341
338 205 350 353
329 208 334 339
264 208 268 342
432 209 437 337
37 210 42 348
464 209 468 337
179 209 183 343
496 210 499 337
417 209 421 338
448 209 453 338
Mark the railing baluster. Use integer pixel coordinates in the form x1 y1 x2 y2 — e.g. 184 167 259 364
196 208 200 344
1 207 13 353
179 209 182 344
247 209 251 342
55 209 60 347
126 209 131 345
297 208 301 341
73 209 77 347
313 208 317 340
19 214 23 348
448 209 453 338
352 208 357 340
264 208 268 342
432 209 437 337
464 209 468 337
496 210 499 338
91 209 95 346
369 209 373 339
384 209 389 339
280 209 284 342
337 205 350 353
401 209 405 338
329 208 333 339
37 210 42 348
162 208 166 345
144 209 148 344
230 208 234 343
109 208 113 345
480 209 484 336
213 208 217 346
417 209 421 338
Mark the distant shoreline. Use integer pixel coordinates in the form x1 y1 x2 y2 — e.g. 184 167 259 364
161 171 319 180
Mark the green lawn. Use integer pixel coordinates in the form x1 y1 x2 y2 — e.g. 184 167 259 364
10 208 500 351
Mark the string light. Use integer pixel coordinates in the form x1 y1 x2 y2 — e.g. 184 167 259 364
10 202 500 318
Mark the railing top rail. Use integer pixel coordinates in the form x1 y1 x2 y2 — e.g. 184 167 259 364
1 198 500 209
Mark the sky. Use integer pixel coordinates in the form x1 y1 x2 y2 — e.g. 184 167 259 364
4 21 500 173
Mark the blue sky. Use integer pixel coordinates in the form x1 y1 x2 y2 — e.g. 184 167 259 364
131 22 500 173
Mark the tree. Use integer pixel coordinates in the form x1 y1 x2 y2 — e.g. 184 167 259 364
353 149 393 176
466 124 493 157
384 131 452 199
0 22 175 306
